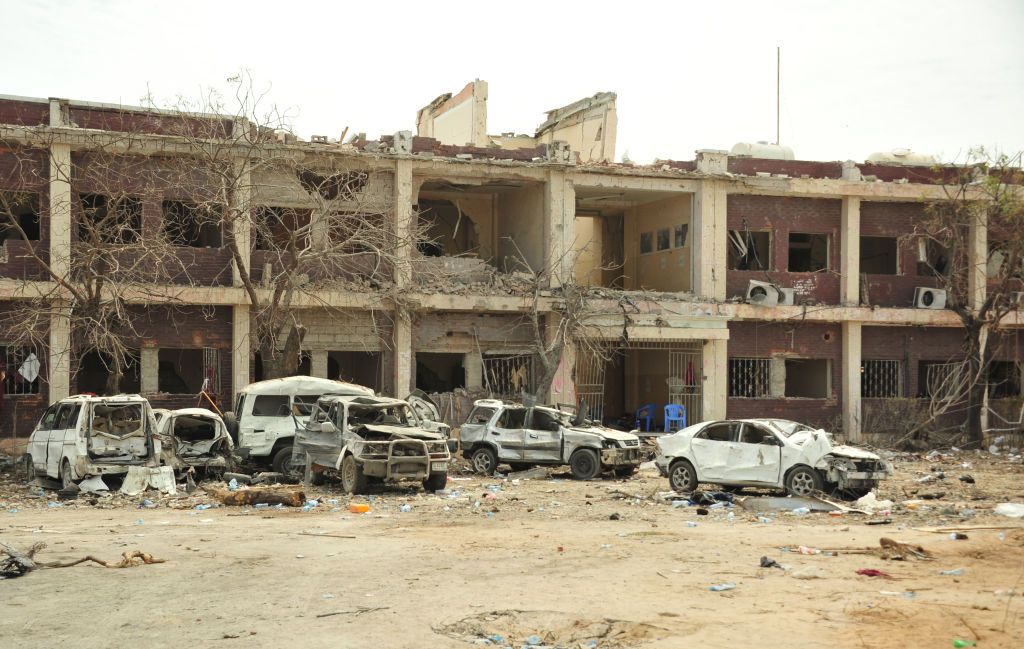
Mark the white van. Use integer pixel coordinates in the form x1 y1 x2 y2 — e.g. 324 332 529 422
226 377 375 475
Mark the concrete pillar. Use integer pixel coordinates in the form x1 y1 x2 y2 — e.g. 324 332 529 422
48 305 71 402
967 208 988 312
769 356 787 398
310 349 328 379
842 321 863 442
48 142 72 280
140 346 159 394
232 305 251 397
623 206 638 290
840 197 861 306
392 310 413 395
393 159 414 287
693 152 728 301
231 158 251 287
701 338 728 421
545 169 575 287
463 352 483 390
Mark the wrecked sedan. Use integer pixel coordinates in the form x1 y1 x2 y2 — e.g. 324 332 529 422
654 418 893 497
22 394 160 488
293 395 450 494
153 407 234 476
460 399 643 479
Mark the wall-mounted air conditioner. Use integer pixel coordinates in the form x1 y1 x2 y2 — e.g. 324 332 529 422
914 287 947 309
746 280 779 306
777 287 796 306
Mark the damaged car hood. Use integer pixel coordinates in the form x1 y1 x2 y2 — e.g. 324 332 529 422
826 444 883 461
359 424 446 440
568 426 637 442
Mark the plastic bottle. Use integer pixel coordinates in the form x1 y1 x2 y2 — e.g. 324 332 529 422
708 583 736 592
399 504 412 513
953 640 977 648
939 568 965 576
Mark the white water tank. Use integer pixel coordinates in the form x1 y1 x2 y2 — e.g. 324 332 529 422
866 148 937 166
730 141 795 160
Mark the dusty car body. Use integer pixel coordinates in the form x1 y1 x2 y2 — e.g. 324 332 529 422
292 395 450 494
459 399 643 479
153 407 234 475
654 418 893 497
23 394 160 488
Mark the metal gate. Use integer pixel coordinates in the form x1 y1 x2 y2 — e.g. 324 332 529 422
667 345 703 425
575 345 611 421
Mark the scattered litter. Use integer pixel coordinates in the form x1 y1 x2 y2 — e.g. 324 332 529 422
993 503 1024 518
948 532 968 541
78 475 109 494
879 537 934 561
952 640 976 648
853 492 893 514
760 556 782 569
938 568 965 576
958 475 975 484
708 582 736 591
856 568 894 579
349 503 370 514
399 504 412 513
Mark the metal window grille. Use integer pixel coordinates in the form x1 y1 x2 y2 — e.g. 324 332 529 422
728 358 770 398
862 360 904 398
483 354 535 399
668 349 703 424
201 347 220 395
925 362 964 401
2 345 41 395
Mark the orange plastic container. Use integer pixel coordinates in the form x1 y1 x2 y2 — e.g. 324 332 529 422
349 503 370 514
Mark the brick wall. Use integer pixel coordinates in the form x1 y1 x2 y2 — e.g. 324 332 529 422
859 202 943 307
0 148 51 280
0 98 49 127
414 313 534 352
726 195 842 304
0 300 48 440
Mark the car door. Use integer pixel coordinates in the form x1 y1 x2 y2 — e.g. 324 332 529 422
522 408 563 462
239 394 290 455
727 422 783 484
31 405 58 474
47 404 74 476
688 422 738 481
490 407 527 461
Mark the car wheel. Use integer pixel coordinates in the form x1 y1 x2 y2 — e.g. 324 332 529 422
669 459 698 493
614 465 638 478
59 459 76 490
785 465 823 497
470 447 498 475
340 454 370 495
271 445 303 480
569 448 601 480
422 472 448 492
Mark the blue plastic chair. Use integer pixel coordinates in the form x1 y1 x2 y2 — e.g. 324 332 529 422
634 404 657 432
664 404 687 433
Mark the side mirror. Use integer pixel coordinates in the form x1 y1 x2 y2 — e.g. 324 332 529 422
762 435 777 446
321 421 338 434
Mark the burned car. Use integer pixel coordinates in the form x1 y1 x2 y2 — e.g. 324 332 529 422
459 399 643 479
292 395 450 494
153 407 234 476
22 394 159 488
654 418 893 497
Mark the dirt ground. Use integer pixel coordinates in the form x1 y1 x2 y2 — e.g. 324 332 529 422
1 449 1023 649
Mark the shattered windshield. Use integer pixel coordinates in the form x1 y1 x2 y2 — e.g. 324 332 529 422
347 403 413 427
293 395 321 416
765 419 816 437
91 403 145 436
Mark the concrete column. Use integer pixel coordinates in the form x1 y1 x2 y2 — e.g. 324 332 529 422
310 350 328 379
48 142 72 280
623 206 638 290
840 197 861 306
769 356 787 398
463 352 483 390
232 305 251 397
545 169 575 287
48 305 71 402
392 310 413 395
393 159 414 287
231 158 251 287
842 321 863 442
701 338 728 421
967 209 988 312
140 346 159 394
693 151 728 301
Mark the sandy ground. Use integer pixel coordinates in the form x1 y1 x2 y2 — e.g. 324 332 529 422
1 450 1023 649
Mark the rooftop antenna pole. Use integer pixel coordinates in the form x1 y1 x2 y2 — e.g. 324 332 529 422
775 46 781 145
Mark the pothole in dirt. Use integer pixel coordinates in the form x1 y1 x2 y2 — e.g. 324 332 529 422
434 609 671 648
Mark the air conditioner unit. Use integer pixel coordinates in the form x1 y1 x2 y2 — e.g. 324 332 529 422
746 280 779 307
914 287 947 309
777 287 796 306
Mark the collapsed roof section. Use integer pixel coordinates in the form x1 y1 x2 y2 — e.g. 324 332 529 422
414 81 617 164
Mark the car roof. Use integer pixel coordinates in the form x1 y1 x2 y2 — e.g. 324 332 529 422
239 376 374 397
318 395 408 407
60 394 149 403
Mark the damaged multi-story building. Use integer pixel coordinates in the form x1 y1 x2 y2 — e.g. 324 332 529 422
1 80 1021 449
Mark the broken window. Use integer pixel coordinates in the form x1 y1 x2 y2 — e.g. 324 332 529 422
639 232 653 255
728 230 770 270
79 194 142 244
987 241 1022 279
860 236 899 275
297 170 368 201
496 407 527 429
728 358 770 398
161 201 222 247
988 361 1022 399
76 350 141 395
862 359 904 398
467 406 497 424
656 228 670 251
2 345 41 395
483 354 534 397
674 224 688 248
739 423 771 444
784 359 831 398
917 238 950 277
415 352 465 393
327 351 382 392
918 361 964 400
530 409 562 432
251 394 289 417
157 348 219 394
788 233 829 272
0 191 40 242
698 422 735 442
253 206 311 251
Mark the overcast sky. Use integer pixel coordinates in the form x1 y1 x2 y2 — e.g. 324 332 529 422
3 0 1022 164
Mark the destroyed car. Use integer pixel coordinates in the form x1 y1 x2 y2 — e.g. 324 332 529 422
654 418 893 497
22 394 159 488
153 407 234 476
292 395 451 494
459 399 643 479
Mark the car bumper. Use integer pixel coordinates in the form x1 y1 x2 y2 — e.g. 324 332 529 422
601 447 642 467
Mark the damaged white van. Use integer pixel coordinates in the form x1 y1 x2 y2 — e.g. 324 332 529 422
23 394 159 488
153 407 234 476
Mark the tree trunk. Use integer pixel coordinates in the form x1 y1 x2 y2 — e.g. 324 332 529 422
259 324 307 380
105 366 123 396
963 321 988 448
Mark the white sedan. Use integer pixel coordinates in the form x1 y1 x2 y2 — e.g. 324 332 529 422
654 418 892 497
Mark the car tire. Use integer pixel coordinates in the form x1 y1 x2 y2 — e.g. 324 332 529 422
422 472 448 492
785 465 823 497
340 454 370 495
569 448 601 480
59 459 76 490
470 447 498 475
669 459 698 493
271 445 302 480
614 465 638 478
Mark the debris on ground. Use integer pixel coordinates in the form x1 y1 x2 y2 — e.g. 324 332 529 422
206 486 306 507
879 537 934 561
434 609 667 648
2 540 165 578
855 568 894 579
993 502 1024 518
